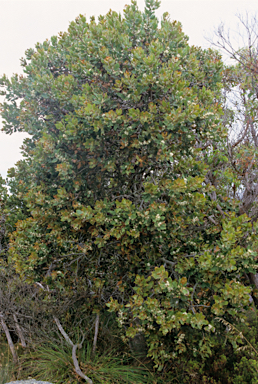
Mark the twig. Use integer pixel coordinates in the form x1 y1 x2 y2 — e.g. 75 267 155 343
207 215 217 224
216 203 226 218
216 316 258 356
161 258 177 267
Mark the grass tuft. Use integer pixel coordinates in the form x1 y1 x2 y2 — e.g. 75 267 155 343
0 342 16 384
20 340 152 384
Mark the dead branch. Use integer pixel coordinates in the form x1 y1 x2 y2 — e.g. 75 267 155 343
92 312 100 356
72 344 93 384
0 313 18 363
54 316 93 384
13 313 26 348
53 316 73 346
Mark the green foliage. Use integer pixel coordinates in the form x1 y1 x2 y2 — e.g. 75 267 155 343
233 358 258 384
108 213 257 369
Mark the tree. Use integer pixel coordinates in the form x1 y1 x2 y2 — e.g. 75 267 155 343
1 0 257 369
207 13 258 307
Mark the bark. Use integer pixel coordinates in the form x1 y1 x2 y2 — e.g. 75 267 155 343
0 314 18 363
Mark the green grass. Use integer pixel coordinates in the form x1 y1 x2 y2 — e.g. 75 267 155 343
0 341 16 384
20 340 153 384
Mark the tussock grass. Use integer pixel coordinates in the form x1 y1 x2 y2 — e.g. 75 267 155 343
0 341 16 384
20 340 152 384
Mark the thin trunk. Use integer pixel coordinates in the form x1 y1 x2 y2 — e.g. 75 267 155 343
1 315 18 363
92 312 100 356
13 314 26 348
72 344 93 384
54 316 93 384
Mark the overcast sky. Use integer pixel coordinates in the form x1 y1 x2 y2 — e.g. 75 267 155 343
0 0 258 178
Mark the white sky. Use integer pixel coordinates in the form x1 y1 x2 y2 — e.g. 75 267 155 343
0 0 258 178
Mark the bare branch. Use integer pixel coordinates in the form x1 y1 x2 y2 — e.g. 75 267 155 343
54 316 93 384
53 316 73 347
72 344 93 384
161 258 177 267
92 312 100 356
13 314 26 348
0 314 18 363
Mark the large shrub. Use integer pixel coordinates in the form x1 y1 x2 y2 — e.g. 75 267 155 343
1 0 257 369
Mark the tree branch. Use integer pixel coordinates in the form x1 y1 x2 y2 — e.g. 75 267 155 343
92 312 100 356
53 316 73 346
54 316 93 384
72 344 93 384
0 314 18 363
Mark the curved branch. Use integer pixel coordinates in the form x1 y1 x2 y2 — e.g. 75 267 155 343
54 316 93 384
72 344 93 384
